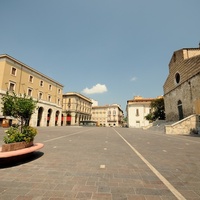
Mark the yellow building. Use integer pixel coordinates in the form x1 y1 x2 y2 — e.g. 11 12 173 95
62 92 92 125
0 54 63 127
91 104 124 127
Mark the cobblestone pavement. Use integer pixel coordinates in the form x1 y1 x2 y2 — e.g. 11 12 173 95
0 126 200 200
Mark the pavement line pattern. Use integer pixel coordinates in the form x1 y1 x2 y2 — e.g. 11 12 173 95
113 128 186 200
43 128 95 143
151 132 200 144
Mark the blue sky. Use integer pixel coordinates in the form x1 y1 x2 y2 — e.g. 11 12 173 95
0 0 200 112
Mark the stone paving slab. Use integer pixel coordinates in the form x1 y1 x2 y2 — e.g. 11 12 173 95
0 126 200 200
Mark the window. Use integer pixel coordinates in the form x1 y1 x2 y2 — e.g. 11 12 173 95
113 110 116 116
58 88 61 94
48 95 51 102
29 75 33 83
40 80 44 87
49 84 52 90
9 82 15 91
57 98 60 106
11 67 17 76
68 98 71 108
27 88 33 96
136 109 139 116
38 92 43 100
175 73 180 84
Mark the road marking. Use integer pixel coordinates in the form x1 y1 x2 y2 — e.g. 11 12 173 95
113 128 186 200
43 128 94 143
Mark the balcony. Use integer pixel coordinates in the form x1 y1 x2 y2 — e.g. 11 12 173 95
107 119 117 122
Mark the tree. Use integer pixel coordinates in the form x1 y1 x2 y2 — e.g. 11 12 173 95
2 91 37 127
145 97 165 121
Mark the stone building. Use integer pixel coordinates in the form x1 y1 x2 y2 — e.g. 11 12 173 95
127 96 155 128
91 104 123 127
163 47 200 121
0 54 63 127
62 92 92 125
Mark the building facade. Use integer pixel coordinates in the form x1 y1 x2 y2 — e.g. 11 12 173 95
91 104 123 127
0 54 63 127
163 47 200 121
127 96 155 128
62 92 92 125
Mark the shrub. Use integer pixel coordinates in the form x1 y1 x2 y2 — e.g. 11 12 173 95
21 126 37 142
4 126 37 144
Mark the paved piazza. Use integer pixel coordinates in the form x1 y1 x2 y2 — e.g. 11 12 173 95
0 126 200 200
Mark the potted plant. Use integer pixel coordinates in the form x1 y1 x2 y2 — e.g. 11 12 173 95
1 91 38 152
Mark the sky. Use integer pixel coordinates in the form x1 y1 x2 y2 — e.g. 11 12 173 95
0 0 200 112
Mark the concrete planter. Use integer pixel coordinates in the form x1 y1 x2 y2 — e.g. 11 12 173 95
1 141 34 152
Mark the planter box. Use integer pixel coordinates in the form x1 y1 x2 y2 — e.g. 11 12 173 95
1 141 33 152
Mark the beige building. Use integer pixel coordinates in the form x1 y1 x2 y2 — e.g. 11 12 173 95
62 92 92 125
0 54 63 127
163 47 200 121
127 96 155 128
91 104 123 127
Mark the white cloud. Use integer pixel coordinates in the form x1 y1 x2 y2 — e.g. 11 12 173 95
82 83 108 94
130 76 137 82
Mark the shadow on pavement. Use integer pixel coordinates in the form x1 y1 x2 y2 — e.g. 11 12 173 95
0 151 44 169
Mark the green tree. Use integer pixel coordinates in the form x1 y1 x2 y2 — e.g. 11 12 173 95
2 91 37 126
145 98 165 121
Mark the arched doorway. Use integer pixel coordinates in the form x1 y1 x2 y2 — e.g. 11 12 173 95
55 111 59 126
177 100 184 120
37 107 44 126
47 109 52 126
67 113 71 125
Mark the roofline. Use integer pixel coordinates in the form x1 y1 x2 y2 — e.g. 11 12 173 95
172 47 200 55
92 105 123 112
127 99 154 103
127 97 162 103
63 92 92 103
0 54 64 87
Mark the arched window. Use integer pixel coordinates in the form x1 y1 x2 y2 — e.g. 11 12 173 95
175 72 180 84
